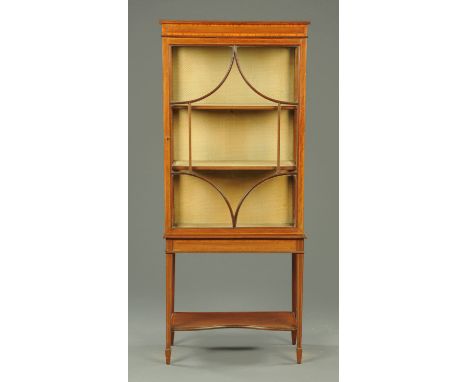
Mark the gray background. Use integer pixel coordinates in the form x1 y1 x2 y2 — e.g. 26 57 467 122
129 0 338 380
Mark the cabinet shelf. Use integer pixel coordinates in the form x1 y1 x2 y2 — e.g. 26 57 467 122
172 160 296 171
171 104 297 111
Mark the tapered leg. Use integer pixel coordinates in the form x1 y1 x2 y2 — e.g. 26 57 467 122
291 253 297 345
295 252 304 364
171 254 175 345
165 252 174 365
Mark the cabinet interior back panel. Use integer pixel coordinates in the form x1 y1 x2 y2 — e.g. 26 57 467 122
173 109 294 162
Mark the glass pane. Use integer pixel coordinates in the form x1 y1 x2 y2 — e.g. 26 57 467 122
171 45 297 228
173 171 294 228
172 46 233 103
235 46 296 103
172 46 296 104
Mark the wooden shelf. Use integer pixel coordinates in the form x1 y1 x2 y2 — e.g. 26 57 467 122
172 311 296 331
171 104 297 110
172 160 296 171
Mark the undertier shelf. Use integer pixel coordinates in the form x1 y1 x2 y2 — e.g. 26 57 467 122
172 160 296 171
171 311 297 331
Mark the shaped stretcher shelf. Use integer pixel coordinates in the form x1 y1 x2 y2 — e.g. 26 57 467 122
171 311 297 331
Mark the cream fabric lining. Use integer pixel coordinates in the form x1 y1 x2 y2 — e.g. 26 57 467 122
172 47 295 104
173 110 294 162
173 172 294 227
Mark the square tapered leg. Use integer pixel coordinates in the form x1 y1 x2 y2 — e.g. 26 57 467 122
165 252 175 365
292 253 297 345
171 254 175 345
294 252 304 364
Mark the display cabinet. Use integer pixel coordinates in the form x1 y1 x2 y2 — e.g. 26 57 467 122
161 20 309 364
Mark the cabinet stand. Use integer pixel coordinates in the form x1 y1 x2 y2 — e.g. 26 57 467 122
164 238 304 364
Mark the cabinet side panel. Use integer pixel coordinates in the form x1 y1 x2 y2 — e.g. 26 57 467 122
162 39 172 232
296 39 307 231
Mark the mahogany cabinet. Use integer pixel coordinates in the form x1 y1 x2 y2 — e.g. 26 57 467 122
160 20 309 364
